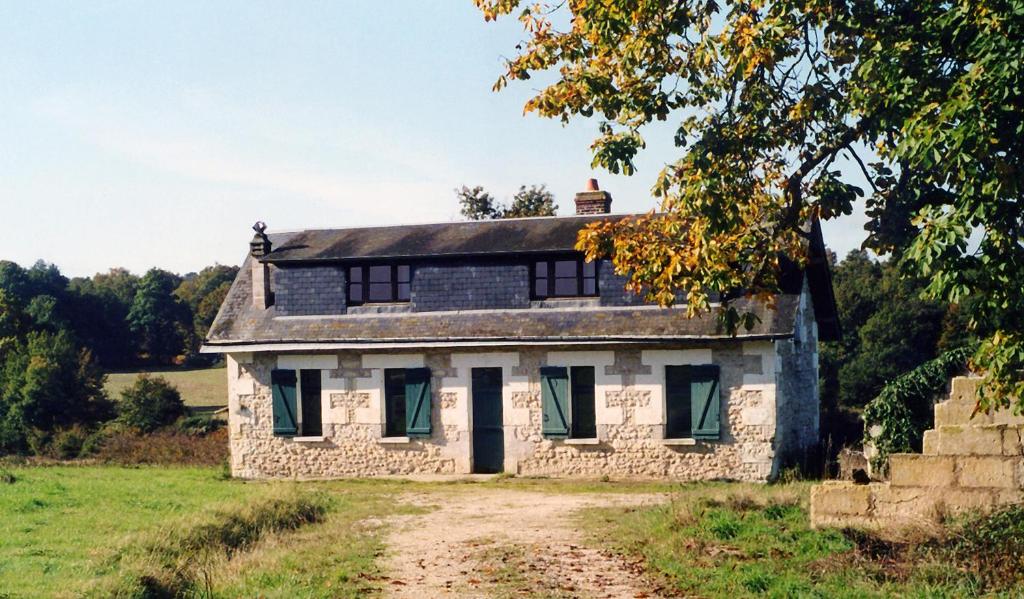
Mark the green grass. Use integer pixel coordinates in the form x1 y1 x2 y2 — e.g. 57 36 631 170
105 366 227 407
582 482 991 598
0 466 420 598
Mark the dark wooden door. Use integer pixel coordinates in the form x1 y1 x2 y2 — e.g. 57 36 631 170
472 367 504 474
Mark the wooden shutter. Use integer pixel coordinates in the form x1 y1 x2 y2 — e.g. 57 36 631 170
271 369 298 436
540 366 569 437
404 368 432 436
690 365 721 440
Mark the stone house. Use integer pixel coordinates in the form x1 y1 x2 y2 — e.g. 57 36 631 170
201 183 839 481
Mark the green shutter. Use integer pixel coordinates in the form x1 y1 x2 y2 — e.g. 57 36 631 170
271 369 297 436
540 366 569 437
405 368 432 436
690 365 721 440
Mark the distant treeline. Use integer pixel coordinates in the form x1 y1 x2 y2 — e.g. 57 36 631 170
0 259 238 454
0 260 238 368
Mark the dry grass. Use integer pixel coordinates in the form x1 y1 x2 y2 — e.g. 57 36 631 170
98 489 331 597
89 428 228 466
105 366 227 408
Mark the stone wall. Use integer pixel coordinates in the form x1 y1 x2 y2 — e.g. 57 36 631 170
773 279 820 465
811 377 1024 533
226 341 796 481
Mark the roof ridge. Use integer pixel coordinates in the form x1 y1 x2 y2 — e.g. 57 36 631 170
265 212 637 236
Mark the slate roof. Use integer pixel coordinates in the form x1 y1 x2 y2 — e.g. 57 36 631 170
202 217 839 349
261 214 630 262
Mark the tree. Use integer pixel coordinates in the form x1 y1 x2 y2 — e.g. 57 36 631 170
174 264 239 345
457 185 501 220
116 375 186 432
457 184 558 219
126 269 189 364
68 268 141 367
0 325 113 453
477 1 1024 410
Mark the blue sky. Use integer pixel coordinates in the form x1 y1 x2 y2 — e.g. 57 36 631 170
0 1 868 277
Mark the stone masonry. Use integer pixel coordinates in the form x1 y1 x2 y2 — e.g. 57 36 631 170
811 376 1024 532
225 340 812 481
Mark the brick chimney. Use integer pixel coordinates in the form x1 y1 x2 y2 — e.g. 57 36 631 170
574 178 612 215
250 221 273 309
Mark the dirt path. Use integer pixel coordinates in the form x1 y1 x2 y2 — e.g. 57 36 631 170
381 488 668 599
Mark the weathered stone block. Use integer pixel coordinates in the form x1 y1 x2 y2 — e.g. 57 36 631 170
922 430 939 455
889 455 955 487
1002 426 1023 457
933 425 1004 455
873 485 939 522
939 489 995 515
810 482 872 517
957 456 1017 488
933 400 978 427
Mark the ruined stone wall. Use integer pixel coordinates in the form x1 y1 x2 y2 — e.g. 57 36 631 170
226 342 784 481
811 377 1024 533
773 278 820 466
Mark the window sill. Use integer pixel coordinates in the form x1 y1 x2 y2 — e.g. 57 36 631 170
347 303 411 315
662 438 698 446
293 436 327 443
378 436 412 444
565 438 601 445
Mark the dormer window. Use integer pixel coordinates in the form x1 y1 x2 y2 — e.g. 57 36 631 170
532 258 598 299
348 265 411 304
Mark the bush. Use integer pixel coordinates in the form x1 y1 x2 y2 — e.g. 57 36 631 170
176 414 224 436
117 375 186 432
50 426 89 459
945 504 1024 591
862 347 971 475
90 428 228 466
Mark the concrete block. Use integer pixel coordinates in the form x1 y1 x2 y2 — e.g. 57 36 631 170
933 399 982 427
950 376 982 404
957 456 1017 488
810 481 872 517
1003 426 1023 457
873 485 937 520
938 489 996 516
889 455 955 487
933 425 1004 455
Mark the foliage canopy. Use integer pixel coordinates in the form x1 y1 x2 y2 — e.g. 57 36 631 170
457 184 558 219
478 0 1024 409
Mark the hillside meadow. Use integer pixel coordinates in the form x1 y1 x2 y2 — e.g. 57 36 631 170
104 367 227 409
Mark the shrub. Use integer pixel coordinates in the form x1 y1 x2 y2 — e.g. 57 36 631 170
945 504 1024 591
862 347 971 475
90 428 228 466
176 414 224 436
50 426 89 459
117 375 186 432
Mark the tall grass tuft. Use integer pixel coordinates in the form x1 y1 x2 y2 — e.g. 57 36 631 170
103 489 331 597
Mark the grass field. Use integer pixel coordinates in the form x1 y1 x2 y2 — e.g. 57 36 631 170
1 467 1018 597
0 465 419 597
583 482 1017 597
104 366 227 407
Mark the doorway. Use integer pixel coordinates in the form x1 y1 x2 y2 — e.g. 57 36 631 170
471 367 504 474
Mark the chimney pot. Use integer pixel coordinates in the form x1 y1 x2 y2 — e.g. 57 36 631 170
249 222 273 309
249 221 272 258
574 181 613 215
